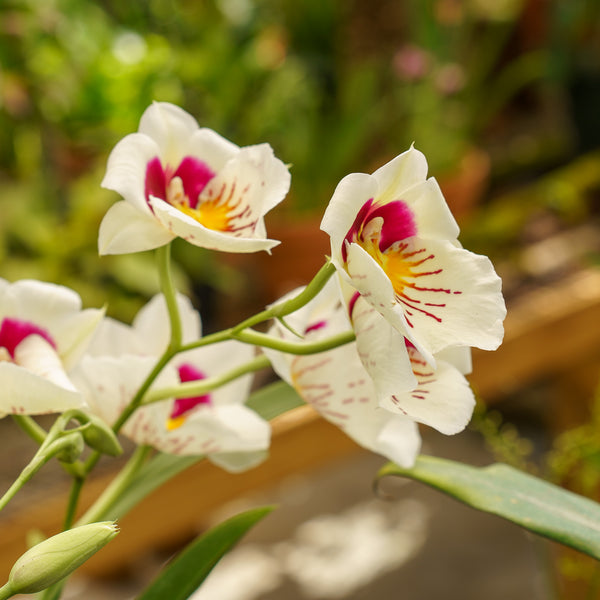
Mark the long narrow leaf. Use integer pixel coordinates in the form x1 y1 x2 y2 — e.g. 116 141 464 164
136 506 275 600
379 456 600 560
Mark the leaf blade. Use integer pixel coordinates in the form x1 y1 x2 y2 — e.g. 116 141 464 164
378 456 600 560
136 506 275 600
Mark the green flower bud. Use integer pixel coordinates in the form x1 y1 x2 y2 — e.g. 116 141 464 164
55 432 85 464
8 522 119 594
81 415 123 456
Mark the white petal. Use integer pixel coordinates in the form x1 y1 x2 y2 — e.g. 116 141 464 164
209 450 269 473
133 293 202 353
380 355 476 435
184 128 239 172
101 132 160 213
85 316 144 357
435 345 472 375
398 178 460 240
138 102 199 166
386 237 506 354
0 280 104 369
349 294 417 396
344 243 434 364
371 146 429 204
98 200 175 255
158 404 271 456
0 361 84 416
150 197 280 253
290 343 421 466
320 173 378 264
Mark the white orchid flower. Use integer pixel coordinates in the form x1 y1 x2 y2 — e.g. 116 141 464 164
75 295 270 472
265 280 422 468
0 279 103 417
99 102 291 255
321 146 506 368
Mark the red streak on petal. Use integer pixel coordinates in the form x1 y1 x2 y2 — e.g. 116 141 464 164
145 157 167 205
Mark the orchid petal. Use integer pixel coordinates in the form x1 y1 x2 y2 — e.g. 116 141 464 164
382 237 506 354
320 173 378 265
371 145 429 204
132 293 202 352
101 133 160 213
185 128 239 173
98 200 174 255
379 345 475 435
149 198 280 253
209 450 269 473
0 361 84 416
138 102 200 166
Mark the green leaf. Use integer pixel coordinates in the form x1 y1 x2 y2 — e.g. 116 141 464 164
378 456 600 560
100 381 303 521
136 506 275 600
246 380 305 420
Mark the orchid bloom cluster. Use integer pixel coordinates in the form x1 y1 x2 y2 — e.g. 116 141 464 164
0 102 505 479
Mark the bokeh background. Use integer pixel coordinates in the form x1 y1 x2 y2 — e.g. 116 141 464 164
0 0 599 598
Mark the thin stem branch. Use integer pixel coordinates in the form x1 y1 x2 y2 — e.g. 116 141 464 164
143 355 271 405
77 446 153 526
63 477 84 531
233 329 355 355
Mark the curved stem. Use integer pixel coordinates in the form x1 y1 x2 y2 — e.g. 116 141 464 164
233 329 355 355
143 355 271 405
231 260 336 333
77 445 153 525
0 583 14 600
156 243 182 351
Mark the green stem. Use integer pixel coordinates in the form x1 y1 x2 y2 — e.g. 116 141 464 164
11 415 47 445
63 477 84 531
143 355 271 405
77 445 153 525
0 583 14 600
156 243 182 351
0 434 82 513
231 260 336 333
112 348 176 434
233 329 355 355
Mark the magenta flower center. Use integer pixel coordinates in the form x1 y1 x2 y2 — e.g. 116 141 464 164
343 198 416 262
169 363 212 421
0 317 56 359
145 156 215 211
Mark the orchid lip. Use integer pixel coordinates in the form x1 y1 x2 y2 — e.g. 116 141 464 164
0 317 56 359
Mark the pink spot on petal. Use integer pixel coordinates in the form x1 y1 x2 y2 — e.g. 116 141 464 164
369 200 416 251
0 318 56 358
170 363 212 420
145 157 167 205
173 157 215 209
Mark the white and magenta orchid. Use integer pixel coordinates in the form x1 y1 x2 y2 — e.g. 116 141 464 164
99 102 291 255
321 146 506 368
75 294 271 472
265 280 423 467
0 279 103 417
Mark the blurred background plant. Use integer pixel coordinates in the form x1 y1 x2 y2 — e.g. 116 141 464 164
1 0 600 597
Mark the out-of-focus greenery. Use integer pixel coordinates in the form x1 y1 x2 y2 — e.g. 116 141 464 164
0 0 598 321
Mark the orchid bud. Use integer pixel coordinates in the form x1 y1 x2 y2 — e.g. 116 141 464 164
81 414 123 456
54 432 84 464
8 522 119 594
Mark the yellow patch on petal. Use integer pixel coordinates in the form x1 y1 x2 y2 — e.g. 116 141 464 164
166 414 186 431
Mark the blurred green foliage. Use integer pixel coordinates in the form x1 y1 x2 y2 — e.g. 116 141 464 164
0 0 598 321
